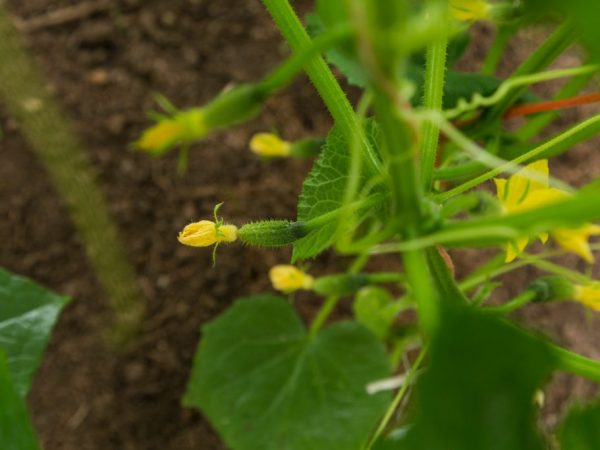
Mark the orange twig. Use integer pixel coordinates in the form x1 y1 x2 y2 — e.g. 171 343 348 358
504 92 600 119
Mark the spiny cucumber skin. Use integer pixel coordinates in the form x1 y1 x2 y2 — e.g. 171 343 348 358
238 220 307 247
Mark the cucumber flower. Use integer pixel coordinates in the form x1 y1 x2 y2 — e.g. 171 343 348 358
177 203 237 248
250 133 292 158
574 283 600 311
269 265 314 293
177 220 238 247
450 0 490 21
137 108 205 156
494 159 600 262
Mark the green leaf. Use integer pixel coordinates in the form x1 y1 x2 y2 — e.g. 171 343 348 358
184 295 391 450
293 120 381 261
353 287 399 339
558 401 600 450
0 268 70 397
396 306 555 450
0 350 41 450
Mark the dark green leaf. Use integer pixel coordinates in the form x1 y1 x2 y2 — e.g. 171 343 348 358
184 295 391 450
293 120 382 261
0 268 70 396
0 350 41 450
396 306 555 450
559 401 600 450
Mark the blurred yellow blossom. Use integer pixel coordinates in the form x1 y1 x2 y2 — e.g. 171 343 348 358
574 283 600 311
494 160 600 262
269 265 314 293
136 108 205 155
250 133 292 158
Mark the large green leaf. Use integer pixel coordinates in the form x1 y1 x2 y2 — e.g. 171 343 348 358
293 120 381 261
396 306 555 450
0 268 70 397
558 401 600 450
0 350 41 450
184 295 392 450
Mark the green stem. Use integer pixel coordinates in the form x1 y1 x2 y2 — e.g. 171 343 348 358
481 290 537 314
261 0 382 176
551 344 600 383
481 25 514 76
259 24 351 93
421 37 448 191
367 344 429 449
308 295 340 338
479 22 577 127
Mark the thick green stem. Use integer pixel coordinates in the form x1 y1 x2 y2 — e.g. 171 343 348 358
421 37 448 191
261 0 382 176
0 6 142 346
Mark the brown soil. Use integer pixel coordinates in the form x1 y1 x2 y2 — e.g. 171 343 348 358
0 2 599 449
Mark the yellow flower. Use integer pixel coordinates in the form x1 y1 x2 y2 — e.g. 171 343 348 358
494 159 600 262
269 265 314 293
574 283 600 311
250 133 292 158
177 220 238 247
552 225 600 264
450 0 490 21
136 108 206 155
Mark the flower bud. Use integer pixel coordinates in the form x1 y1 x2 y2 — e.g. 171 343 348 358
269 265 314 293
528 276 576 303
136 108 205 155
177 220 238 247
237 220 307 247
250 133 292 158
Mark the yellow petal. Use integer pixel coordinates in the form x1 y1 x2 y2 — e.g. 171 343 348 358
552 226 597 263
177 220 238 247
250 133 291 158
505 237 530 263
503 160 550 210
574 284 600 311
513 187 568 213
136 108 206 155
269 265 314 293
137 120 184 153
178 220 218 247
